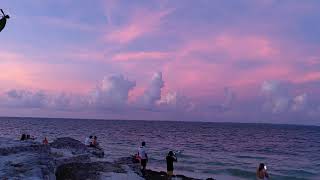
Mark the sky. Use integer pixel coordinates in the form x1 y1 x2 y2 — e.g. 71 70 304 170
0 0 320 125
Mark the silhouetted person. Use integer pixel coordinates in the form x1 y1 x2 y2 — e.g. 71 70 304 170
26 134 30 140
256 163 269 180
0 9 10 32
166 151 177 178
138 141 148 176
20 134 26 141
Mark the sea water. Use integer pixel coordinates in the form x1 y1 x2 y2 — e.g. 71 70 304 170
0 117 319 180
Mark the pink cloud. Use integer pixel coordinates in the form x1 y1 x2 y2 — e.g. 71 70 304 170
178 34 278 61
105 8 173 44
294 72 320 83
0 50 25 62
110 33 283 99
0 60 91 94
112 51 170 61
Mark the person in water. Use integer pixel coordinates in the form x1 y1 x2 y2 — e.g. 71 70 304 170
43 137 48 145
256 163 269 180
138 141 148 175
166 151 178 178
85 135 92 146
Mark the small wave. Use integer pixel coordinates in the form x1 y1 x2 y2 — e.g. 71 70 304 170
235 155 266 160
224 168 256 178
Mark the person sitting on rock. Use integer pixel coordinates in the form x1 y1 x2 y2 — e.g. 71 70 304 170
90 136 101 149
132 153 140 163
166 151 177 178
43 137 48 145
85 135 92 146
26 134 36 140
20 134 26 141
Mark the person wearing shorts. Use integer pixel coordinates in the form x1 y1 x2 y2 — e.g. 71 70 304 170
138 141 148 175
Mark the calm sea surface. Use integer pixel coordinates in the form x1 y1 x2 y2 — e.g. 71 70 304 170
0 117 319 180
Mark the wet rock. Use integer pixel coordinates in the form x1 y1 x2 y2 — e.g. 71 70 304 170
50 137 88 154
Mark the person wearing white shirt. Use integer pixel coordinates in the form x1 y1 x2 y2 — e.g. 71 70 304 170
84 135 92 146
138 141 148 175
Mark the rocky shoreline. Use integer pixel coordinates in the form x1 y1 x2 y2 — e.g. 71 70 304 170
0 137 214 180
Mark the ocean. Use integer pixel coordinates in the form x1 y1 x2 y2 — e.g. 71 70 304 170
0 117 319 180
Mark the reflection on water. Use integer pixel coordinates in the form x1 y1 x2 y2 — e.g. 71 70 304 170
0 117 319 179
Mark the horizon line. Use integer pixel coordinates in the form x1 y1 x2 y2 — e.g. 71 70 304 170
0 116 318 127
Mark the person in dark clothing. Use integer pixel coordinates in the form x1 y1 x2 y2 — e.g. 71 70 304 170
166 151 177 178
256 163 269 180
20 134 26 141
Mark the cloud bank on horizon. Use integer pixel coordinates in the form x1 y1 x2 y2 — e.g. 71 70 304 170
0 0 320 124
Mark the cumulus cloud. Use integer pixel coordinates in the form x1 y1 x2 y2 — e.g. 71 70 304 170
138 72 164 108
260 81 312 114
48 93 88 110
0 73 198 116
4 90 48 108
261 80 291 113
261 80 279 94
291 93 307 112
271 96 290 113
89 75 136 109
158 92 195 111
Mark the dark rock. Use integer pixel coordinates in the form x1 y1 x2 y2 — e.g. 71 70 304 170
50 137 87 154
0 138 55 179
116 156 211 180
142 169 200 180
50 137 104 158
88 147 105 158
55 161 126 180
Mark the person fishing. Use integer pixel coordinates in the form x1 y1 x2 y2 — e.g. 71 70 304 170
166 151 178 178
0 9 10 32
138 141 148 176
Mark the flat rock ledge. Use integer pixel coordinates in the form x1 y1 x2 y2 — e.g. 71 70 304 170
0 137 214 180
116 157 215 180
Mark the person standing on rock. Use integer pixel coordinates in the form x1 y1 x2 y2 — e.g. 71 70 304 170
166 151 177 178
138 141 148 175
